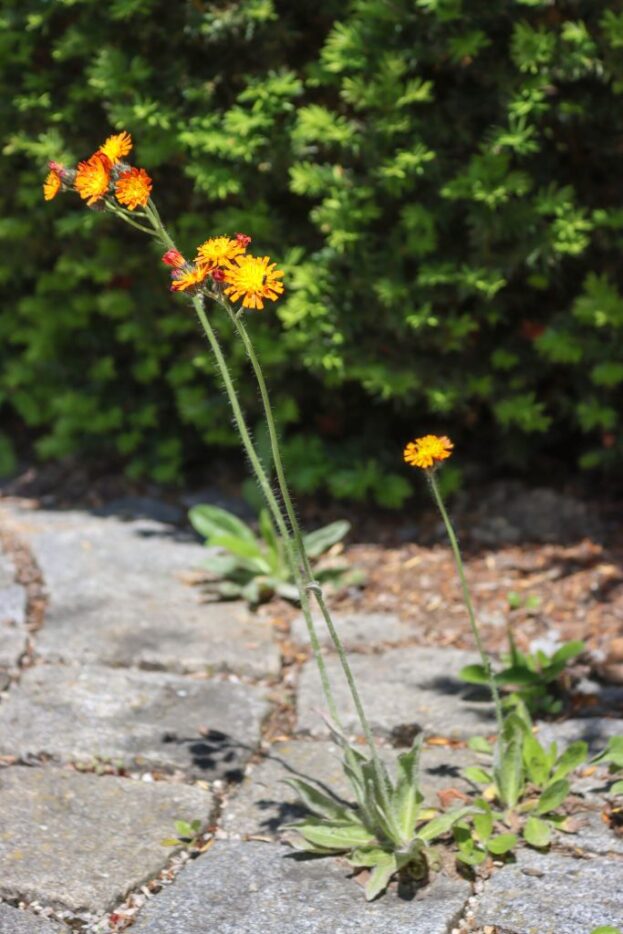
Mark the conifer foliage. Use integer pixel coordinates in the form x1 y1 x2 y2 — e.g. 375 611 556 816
2 1 623 500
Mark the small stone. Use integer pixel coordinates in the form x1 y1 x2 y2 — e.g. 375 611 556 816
131 840 471 933
0 766 212 914
0 903 68 932
0 664 269 780
475 849 623 933
296 646 494 738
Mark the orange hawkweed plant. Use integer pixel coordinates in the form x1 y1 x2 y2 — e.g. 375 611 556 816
403 435 503 731
45 133 475 899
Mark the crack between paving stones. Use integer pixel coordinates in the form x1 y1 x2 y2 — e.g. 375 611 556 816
0 523 48 697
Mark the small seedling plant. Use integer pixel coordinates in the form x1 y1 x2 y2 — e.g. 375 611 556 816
592 736 623 797
189 503 352 604
455 704 588 864
460 626 585 716
287 734 473 900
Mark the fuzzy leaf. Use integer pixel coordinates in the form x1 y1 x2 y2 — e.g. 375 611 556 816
551 741 588 783
464 766 493 785
523 815 551 847
201 553 241 578
418 806 474 842
459 663 490 685
189 504 256 544
487 832 517 855
609 780 623 795
294 817 375 851
284 778 353 822
468 735 493 755
209 533 271 574
534 779 570 815
394 734 424 837
523 732 551 786
473 810 493 842
364 851 398 901
302 520 350 558
550 640 585 666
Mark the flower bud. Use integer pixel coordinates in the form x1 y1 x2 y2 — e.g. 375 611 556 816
162 249 186 268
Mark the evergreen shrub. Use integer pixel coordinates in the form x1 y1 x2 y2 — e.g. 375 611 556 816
2 0 623 504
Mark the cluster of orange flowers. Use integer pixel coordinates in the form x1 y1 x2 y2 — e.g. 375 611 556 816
43 131 152 211
163 235 285 310
44 131 285 311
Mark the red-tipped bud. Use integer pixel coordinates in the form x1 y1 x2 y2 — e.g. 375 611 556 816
235 233 252 248
48 160 66 176
211 267 226 282
162 249 186 268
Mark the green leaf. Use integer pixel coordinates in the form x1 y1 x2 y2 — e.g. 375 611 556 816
522 732 551 787
418 806 474 842
550 640 585 666
589 926 623 933
284 778 353 822
394 735 424 837
495 665 541 686
473 810 493 842
487 833 517 855
534 779 570 815
609 780 623 795
348 845 394 868
551 741 588 783
294 817 375 851
494 733 524 809
464 766 493 785
209 533 271 574
523 815 551 847
202 554 241 578
593 736 623 768
302 520 350 558
468 736 492 755
364 851 398 901
189 504 256 544
161 837 183 847
459 664 490 685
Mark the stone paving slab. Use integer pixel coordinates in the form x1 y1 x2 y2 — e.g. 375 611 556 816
221 739 473 838
0 904 69 933
0 664 269 780
536 716 623 756
474 848 623 933
297 646 495 738
0 506 279 677
558 805 623 856
291 612 414 649
0 766 212 915
131 840 470 933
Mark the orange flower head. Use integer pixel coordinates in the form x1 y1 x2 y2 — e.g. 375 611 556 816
403 434 454 470
74 152 112 206
236 232 252 248
222 254 285 310
170 265 209 293
99 131 133 165
115 167 153 211
43 169 62 201
162 249 186 268
195 236 247 272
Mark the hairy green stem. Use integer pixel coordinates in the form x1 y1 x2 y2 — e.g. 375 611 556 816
427 471 504 732
190 296 341 727
225 303 398 834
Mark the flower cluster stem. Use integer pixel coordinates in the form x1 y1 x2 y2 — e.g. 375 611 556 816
225 305 396 826
427 471 504 732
